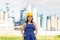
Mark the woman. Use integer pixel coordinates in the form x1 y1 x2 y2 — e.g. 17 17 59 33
21 12 37 40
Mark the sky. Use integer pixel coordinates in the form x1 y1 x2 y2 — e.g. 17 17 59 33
0 0 60 21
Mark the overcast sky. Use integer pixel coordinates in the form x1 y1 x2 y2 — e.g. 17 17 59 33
0 0 60 21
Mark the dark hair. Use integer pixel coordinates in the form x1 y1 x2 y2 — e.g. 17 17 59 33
25 16 33 23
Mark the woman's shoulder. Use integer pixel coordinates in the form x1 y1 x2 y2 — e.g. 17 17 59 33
33 22 36 25
23 22 26 25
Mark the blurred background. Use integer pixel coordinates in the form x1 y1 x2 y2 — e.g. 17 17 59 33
0 0 60 36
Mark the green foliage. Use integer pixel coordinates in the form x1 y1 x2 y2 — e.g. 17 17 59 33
0 36 60 40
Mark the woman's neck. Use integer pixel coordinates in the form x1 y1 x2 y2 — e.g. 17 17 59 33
28 21 32 24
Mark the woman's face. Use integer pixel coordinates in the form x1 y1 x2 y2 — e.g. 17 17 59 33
28 16 33 22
